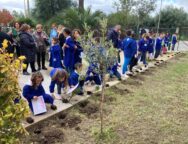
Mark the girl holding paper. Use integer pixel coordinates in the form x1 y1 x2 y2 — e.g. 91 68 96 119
23 72 57 113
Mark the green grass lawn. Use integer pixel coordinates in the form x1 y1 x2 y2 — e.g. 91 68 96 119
23 53 188 144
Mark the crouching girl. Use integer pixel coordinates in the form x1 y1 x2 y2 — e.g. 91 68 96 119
23 72 57 113
49 68 68 100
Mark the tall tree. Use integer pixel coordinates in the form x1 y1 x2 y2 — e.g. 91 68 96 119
79 0 84 11
0 9 14 25
32 0 74 23
157 6 188 28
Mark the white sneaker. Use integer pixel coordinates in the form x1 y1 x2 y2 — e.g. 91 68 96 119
121 74 129 79
54 94 62 100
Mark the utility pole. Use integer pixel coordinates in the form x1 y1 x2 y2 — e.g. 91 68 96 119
24 0 27 17
79 0 84 11
27 0 30 17
156 0 162 36
24 0 30 17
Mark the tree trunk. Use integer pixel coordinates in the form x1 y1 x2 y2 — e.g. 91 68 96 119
100 76 105 134
79 0 84 11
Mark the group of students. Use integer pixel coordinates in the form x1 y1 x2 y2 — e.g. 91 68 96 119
1 23 178 116
121 30 177 76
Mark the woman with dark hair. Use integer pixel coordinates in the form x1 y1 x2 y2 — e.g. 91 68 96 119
11 22 21 57
33 24 49 70
19 24 37 75
72 29 83 64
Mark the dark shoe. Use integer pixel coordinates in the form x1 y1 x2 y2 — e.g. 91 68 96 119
38 67 41 71
26 117 34 124
62 99 69 103
51 104 57 110
32 69 37 73
42 66 47 70
77 91 84 96
23 71 30 75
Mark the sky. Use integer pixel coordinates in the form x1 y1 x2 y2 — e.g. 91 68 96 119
0 0 188 15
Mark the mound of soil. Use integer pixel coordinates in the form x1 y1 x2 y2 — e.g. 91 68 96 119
60 115 82 128
58 112 67 120
31 127 65 144
111 85 132 95
78 100 90 108
79 103 99 116
131 75 145 81
122 79 143 86
141 71 153 75
104 96 116 103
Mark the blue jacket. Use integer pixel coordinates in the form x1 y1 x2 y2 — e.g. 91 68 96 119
49 68 64 93
123 37 136 58
164 35 170 45
64 36 75 69
74 41 83 64
108 63 118 73
138 38 148 53
86 64 99 76
172 35 177 45
49 44 62 68
49 28 58 44
23 85 46 101
147 37 154 53
155 38 163 50
107 29 119 48
69 71 79 86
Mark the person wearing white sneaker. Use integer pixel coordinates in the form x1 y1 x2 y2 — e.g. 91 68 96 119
122 30 136 75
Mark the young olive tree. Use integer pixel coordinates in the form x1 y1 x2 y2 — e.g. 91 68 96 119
81 19 117 134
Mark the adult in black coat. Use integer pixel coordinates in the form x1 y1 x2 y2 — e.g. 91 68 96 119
19 24 37 75
0 26 14 53
107 25 121 63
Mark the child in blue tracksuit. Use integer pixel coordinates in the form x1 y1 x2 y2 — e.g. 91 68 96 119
164 32 171 50
122 30 137 74
108 62 121 80
49 68 68 99
171 33 177 51
49 37 63 68
69 63 84 95
138 34 149 66
49 23 58 45
72 29 83 64
154 33 164 59
85 63 101 85
63 28 75 73
129 33 138 72
23 72 57 113
147 32 154 60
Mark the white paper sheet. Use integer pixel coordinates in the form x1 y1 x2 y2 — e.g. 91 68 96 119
66 83 79 94
32 96 47 115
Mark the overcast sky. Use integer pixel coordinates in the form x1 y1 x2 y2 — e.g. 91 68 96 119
0 0 188 15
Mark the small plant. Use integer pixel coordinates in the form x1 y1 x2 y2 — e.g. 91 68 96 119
0 40 29 143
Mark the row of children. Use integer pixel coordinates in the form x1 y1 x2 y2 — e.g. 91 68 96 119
121 30 177 76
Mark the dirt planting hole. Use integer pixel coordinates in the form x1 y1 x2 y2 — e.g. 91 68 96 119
60 115 82 128
79 103 99 116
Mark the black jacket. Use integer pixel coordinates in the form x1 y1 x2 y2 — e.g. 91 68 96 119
19 32 36 62
107 29 119 48
0 31 14 53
